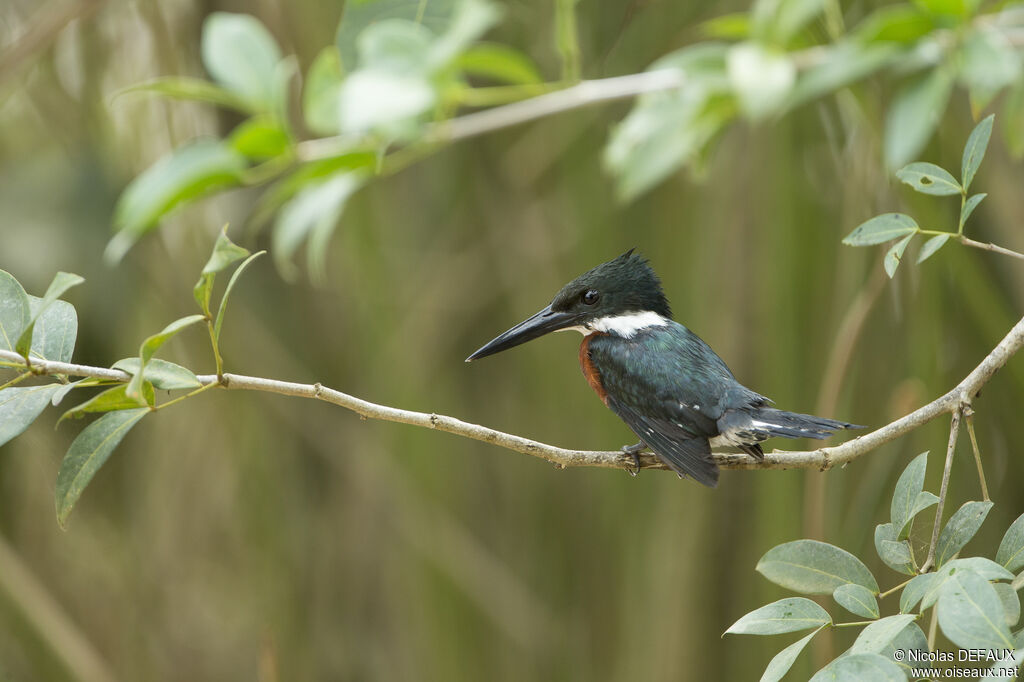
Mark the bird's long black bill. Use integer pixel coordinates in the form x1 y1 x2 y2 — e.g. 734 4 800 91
466 305 579 362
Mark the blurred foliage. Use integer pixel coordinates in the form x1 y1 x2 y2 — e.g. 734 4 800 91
0 0 1023 681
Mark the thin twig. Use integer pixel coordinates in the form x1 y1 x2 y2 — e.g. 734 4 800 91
295 70 686 162
964 408 990 502
0 314 1020 474
920 408 963 574
0 371 32 391
958 235 1024 261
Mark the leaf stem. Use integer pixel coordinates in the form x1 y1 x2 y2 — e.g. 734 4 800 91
964 408 989 502
831 619 886 628
0 371 32 391
957 191 967 235
878 577 914 600
554 0 581 83
206 318 224 380
920 407 963 573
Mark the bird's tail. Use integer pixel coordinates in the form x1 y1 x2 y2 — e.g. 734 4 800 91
746 407 863 440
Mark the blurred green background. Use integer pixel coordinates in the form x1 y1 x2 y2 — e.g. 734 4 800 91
1 1 1023 680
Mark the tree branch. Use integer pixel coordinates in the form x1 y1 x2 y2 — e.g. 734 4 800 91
1 313 1021 474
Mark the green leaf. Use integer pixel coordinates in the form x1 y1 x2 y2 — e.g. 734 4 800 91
0 269 31 353
960 192 987 230
981 648 1024 681
108 141 248 263
303 46 344 136
336 0 457 68
726 597 832 635
994 583 1021 628
111 358 201 391
426 0 501 69
228 116 290 160
919 558 1014 611
883 622 929 674
850 614 919 654
961 114 994 192
809 653 906 682
214 251 265 341
25 295 78 364
896 162 961 196
751 0 826 45
702 13 751 40
272 171 363 279
834 583 880 619
960 31 1020 116
0 384 61 448
901 573 934 613
115 77 250 113
884 233 914 278
936 500 993 567
875 523 916 575
15 272 84 358
891 452 928 538
455 43 542 84
201 13 282 111
759 628 822 682
884 68 953 171
917 234 950 264
59 384 153 423
55 408 148 528
1004 82 1024 159
853 5 934 44
996 513 1024 573
757 539 879 595
938 568 1014 649
193 227 251 316
338 69 436 136
727 43 795 119
788 42 897 110
843 213 918 246
126 315 206 402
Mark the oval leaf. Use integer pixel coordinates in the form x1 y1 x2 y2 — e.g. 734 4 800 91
891 451 927 536
961 112 994 191
981 648 1024 681
875 522 915 575
834 583 880 619
884 67 953 171
757 540 879 594
937 569 1014 649
960 192 987 229
850 614 918 654
936 500 993 567
920 558 1014 611
16 272 84 358
993 583 1020 628
201 13 282 111
0 385 61 448
116 77 250 112
917 234 950 264
111 358 201 391
843 213 918 246
59 384 152 423
55 409 148 528
109 141 248 262
726 597 832 635
996 513 1024 573
456 43 542 84
0 269 31 352
884 622 929 674
884 233 914 278
760 628 822 682
809 653 906 682
901 573 935 613
896 162 961 195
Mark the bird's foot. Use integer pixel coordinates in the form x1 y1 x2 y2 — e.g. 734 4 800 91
621 442 646 477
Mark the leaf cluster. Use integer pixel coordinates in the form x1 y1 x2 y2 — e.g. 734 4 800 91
726 452 1024 681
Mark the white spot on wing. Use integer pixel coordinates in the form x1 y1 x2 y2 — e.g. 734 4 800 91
589 311 668 338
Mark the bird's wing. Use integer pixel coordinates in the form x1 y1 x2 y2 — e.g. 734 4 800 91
586 322 759 435
605 397 719 487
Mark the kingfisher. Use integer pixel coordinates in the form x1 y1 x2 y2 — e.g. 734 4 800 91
466 250 861 487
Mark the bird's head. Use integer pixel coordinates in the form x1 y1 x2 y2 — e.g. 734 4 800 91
466 249 672 361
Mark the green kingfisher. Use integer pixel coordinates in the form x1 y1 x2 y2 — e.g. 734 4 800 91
466 250 861 487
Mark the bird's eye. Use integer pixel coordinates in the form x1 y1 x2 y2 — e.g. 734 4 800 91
581 290 600 305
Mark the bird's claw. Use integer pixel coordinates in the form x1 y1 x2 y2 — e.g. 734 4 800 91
621 442 645 477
